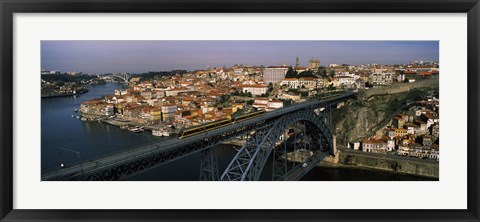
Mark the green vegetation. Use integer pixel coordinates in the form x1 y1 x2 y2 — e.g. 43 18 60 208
281 99 293 107
285 67 297 78
232 108 245 118
41 74 101 85
215 94 231 107
327 83 336 91
231 90 253 97
285 67 316 78
135 70 187 81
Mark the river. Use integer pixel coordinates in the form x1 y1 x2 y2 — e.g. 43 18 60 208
41 83 433 181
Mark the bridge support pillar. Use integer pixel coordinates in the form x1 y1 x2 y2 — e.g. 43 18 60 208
332 134 337 156
199 147 219 181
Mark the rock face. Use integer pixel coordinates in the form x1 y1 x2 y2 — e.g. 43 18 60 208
332 80 439 147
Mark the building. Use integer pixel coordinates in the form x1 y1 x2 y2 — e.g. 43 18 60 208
370 72 393 86
161 104 177 122
392 128 408 137
308 59 320 69
241 84 268 96
280 77 318 89
361 138 389 154
252 98 269 110
266 100 284 111
392 116 405 128
41 70 61 75
264 66 289 84
403 123 417 135
337 76 355 86
280 78 299 89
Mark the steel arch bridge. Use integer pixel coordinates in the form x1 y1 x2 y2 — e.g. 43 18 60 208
42 92 355 181
111 73 131 82
212 108 333 181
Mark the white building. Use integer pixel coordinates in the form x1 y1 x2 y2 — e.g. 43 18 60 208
266 100 284 111
370 72 394 86
253 98 269 110
241 84 268 96
280 77 318 89
233 68 244 75
161 104 177 114
41 70 60 75
264 66 289 84
337 76 355 86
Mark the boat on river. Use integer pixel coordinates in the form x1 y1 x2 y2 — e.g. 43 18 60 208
152 128 170 137
162 130 170 136
128 126 144 133
152 129 163 137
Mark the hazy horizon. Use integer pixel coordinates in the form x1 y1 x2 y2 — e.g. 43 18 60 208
41 40 439 74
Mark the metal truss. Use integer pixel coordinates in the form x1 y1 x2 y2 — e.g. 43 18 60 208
221 108 333 181
199 147 219 181
48 119 272 181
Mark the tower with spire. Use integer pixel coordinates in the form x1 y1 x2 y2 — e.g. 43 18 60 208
295 56 300 68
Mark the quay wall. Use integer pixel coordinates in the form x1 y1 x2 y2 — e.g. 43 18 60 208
318 150 439 179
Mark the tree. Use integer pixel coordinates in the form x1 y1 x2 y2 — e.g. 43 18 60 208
232 108 245 118
285 67 298 78
327 83 336 91
322 69 327 77
283 99 293 107
299 70 314 78
329 70 336 78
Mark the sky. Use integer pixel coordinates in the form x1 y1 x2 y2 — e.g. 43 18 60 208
41 41 439 74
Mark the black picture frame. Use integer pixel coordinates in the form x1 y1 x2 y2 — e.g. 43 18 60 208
1 0 479 221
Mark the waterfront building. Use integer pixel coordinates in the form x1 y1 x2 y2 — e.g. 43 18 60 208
161 104 178 122
361 138 389 154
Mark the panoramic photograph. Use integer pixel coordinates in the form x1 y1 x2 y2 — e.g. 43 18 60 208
40 40 439 181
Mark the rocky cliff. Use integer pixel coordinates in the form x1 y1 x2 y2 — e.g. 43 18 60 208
332 79 439 147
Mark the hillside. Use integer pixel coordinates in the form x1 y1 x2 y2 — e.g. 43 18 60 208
332 79 439 147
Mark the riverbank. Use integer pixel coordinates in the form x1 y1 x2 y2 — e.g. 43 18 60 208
41 89 89 98
100 118 179 135
319 149 439 179
224 138 438 180
221 138 246 147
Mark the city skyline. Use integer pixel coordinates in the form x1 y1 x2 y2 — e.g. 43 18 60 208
41 40 439 74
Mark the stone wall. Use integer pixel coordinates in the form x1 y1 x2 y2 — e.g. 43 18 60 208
358 78 439 99
334 150 439 178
